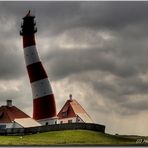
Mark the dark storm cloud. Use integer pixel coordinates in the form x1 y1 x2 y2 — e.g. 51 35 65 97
45 48 138 81
2 1 148 35
0 41 24 80
91 76 148 114
0 1 148 118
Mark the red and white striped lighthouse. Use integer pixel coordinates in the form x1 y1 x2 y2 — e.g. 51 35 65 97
20 11 57 125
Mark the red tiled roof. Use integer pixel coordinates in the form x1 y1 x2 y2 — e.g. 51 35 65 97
57 99 92 121
0 106 30 123
70 100 87 114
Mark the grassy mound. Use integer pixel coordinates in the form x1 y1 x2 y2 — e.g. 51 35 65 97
0 130 145 146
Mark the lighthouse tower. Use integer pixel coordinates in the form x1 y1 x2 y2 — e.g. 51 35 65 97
20 11 57 125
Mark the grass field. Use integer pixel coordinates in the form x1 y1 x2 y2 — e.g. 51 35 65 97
0 130 147 146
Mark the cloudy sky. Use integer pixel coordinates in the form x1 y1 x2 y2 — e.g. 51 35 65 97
0 1 148 136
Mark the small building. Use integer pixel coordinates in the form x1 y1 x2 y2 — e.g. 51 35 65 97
57 95 93 124
0 100 40 129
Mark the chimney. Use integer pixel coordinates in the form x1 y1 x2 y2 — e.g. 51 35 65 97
69 94 73 100
7 100 12 107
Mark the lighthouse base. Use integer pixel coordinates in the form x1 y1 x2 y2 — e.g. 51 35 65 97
37 117 58 126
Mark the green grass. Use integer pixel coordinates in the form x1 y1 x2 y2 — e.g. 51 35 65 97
0 130 146 146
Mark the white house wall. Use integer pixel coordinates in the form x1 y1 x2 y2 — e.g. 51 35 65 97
0 122 22 129
38 117 58 126
76 116 84 123
58 117 77 124
13 122 23 128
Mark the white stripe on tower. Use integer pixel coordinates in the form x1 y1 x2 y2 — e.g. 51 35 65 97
24 45 40 66
20 11 56 120
31 78 53 99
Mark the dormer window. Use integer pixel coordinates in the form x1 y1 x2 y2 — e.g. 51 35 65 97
62 112 67 117
61 105 69 118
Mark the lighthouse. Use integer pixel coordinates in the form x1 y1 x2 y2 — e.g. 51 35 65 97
20 11 57 125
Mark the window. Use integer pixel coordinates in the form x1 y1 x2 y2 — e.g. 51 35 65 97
55 121 57 124
45 122 48 126
68 120 72 123
60 121 63 124
0 125 6 129
0 112 4 119
62 112 67 117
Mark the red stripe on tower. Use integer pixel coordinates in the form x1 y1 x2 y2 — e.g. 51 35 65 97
20 11 56 121
33 95 56 119
27 62 48 83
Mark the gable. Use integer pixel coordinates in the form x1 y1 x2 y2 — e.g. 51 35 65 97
57 100 76 119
